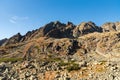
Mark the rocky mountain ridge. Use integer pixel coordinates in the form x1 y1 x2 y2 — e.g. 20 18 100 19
1 21 120 46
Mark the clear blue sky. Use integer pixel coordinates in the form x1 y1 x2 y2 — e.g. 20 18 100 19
0 0 120 39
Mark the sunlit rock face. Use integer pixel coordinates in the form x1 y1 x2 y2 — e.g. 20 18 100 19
73 21 102 37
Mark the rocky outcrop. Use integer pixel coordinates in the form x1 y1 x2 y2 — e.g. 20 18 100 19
2 33 22 46
73 21 102 37
42 21 75 38
115 22 120 31
102 22 120 32
102 22 116 32
20 29 38 41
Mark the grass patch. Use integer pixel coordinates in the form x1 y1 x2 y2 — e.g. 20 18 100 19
48 57 62 62
66 63 80 72
0 58 23 63
59 60 80 72
99 60 107 65
59 61 70 66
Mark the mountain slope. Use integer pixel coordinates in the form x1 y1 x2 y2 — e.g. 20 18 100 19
0 21 120 80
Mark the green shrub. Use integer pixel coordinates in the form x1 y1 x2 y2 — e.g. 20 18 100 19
59 60 80 72
47 56 62 62
59 61 70 66
66 63 80 72
0 58 23 63
99 60 107 65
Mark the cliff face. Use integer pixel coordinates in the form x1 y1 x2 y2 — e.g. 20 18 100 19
0 21 120 80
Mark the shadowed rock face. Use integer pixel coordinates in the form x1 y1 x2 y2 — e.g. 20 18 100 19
42 21 66 38
0 38 7 46
42 21 75 38
2 33 22 46
43 21 65 35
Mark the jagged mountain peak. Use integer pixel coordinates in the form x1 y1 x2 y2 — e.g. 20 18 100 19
0 21 120 46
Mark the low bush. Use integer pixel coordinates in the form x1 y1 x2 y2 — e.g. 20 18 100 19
0 58 23 63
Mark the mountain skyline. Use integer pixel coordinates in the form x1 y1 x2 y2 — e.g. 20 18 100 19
0 0 120 39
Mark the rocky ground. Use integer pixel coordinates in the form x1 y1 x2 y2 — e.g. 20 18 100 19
0 51 120 80
0 21 120 80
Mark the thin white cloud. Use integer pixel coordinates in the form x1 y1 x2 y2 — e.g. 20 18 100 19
9 16 29 24
9 19 16 23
